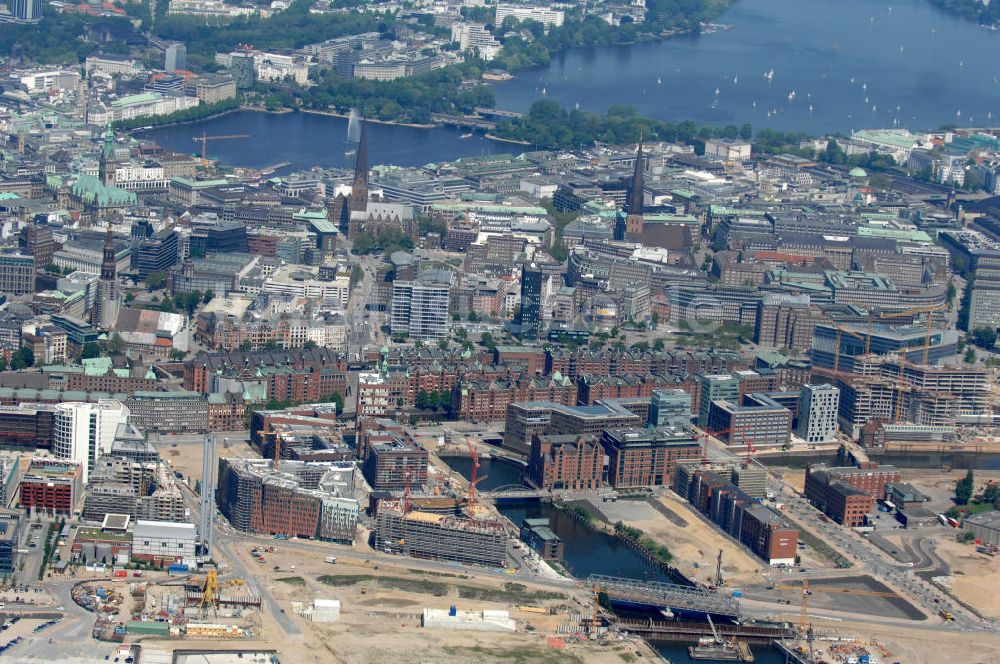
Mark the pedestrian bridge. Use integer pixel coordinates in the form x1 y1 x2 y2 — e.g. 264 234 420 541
480 484 549 499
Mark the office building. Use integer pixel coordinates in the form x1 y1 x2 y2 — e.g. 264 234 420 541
19 459 83 514
137 229 180 278
602 427 702 488
0 253 34 295
362 438 429 491
648 389 691 429
804 463 901 526
52 401 130 482
391 270 453 339
812 322 959 374
697 374 740 428
754 294 814 351
514 263 542 339
707 394 793 449
0 509 22 575
495 3 565 28
165 43 187 72
504 400 643 454
124 392 207 435
797 384 840 443
6 0 43 22
217 458 359 543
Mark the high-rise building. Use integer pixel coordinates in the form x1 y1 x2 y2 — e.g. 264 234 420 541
648 389 691 429
165 43 187 72
6 0 43 23
0 253 35 295
52 401 130 482
229 52 256 89
797 384 840 443
92 227 121 329
391 269 453 339
19 224 55 269
137 228 180 278
697 373 740 428
514 262 542 339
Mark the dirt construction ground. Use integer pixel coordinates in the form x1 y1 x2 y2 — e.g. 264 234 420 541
134 539 657 664
591 493 768 587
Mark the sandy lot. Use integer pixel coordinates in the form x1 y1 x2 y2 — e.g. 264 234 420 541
598 493 767 587
810 618 1000 664
158 436 259 486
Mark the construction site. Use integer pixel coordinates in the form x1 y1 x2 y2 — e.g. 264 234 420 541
72 569 264 643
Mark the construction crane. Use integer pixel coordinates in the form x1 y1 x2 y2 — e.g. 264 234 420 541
200 570 219 610
466 438 479 509
193 133 250 161
693 426 734 463
878 304 947 365
403 468 411 514
877 304 947 422
831 322 867 376
464 439 488 511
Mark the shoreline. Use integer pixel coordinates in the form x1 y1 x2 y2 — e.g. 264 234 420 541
133 104 290 133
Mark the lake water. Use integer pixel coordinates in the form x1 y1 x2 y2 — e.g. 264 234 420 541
141 0 998 171
494 0 999 134
140 111 505 171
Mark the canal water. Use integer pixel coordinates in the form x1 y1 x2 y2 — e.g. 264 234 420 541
442 456 787 661
650 642 785 663
493 0 1000 134
439 455 526 491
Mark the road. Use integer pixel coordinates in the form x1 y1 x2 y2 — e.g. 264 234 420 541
767 477 995 632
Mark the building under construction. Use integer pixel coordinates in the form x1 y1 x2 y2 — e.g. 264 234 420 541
373 503 508 568
216 458 360 543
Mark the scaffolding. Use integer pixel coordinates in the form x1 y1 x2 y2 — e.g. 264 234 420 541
373 508 508 568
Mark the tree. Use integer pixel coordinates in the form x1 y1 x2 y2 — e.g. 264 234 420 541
145 271 167 290
437 339 449 350
955 469 974 506
480 331 495 350
10 346 34 370
81 342 102 359
983 482 1000 505
969 327 997 350
203 289 215 304
108 334 126 356
965 348 977 364
304 340 318 350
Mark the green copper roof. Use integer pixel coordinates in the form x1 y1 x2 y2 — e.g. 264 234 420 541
72 174 136 207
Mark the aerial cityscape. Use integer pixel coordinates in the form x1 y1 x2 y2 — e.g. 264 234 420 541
0 0 999 662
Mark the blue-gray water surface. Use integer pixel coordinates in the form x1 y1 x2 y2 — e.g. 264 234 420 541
494 0 999 134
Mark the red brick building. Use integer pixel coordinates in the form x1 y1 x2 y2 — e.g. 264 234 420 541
19 459 82 515
803 463 899 526
453 377 576 421
601 428 702 488
528 434 603 490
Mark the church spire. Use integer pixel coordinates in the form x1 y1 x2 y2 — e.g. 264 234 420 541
98 123 116 187
101 225 116 281
349 121 369 214
627 139 644 216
